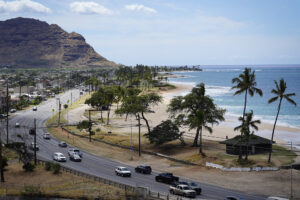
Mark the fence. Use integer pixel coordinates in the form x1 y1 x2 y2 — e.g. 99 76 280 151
36 159 177 200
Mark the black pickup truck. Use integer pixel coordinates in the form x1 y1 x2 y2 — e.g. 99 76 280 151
155 173 179 184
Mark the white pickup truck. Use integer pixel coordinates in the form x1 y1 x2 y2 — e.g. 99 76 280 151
169 184 196 198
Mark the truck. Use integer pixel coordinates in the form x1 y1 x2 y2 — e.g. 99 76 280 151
169 184 196 198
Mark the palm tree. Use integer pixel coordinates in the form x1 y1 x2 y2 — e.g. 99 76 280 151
267 78 296 163
234 110 261 161
232 68 263 160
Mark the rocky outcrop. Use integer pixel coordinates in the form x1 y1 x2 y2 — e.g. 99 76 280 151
0 17 117 68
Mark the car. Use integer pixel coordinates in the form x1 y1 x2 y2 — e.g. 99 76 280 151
68 148 82 157
15 122 20 128
53 152 67 162
135 165 152 174
115 166 131 177
10 109 17 113
58 141 67 147
43 133 51 139
30 142 39 151
69 152 82 162
155 173 179 184
0 114 8 119
225 196 245 200
169 184 196 198
266 197 289 200
32 106 37 111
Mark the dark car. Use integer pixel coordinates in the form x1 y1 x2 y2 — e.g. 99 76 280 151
69 152 82 162
225 196 245 200
155 173 179 184
58 141 67 147
135 165 152 174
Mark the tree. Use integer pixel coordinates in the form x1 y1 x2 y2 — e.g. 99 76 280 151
168 83 225 155
144 120 185 146
231 68 262 160
267 78 296 163
234 110 260 161
77 120 94 142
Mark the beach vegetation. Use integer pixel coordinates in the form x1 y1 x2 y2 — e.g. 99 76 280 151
267 78 297 163
231 67 263 161
168 83 225 155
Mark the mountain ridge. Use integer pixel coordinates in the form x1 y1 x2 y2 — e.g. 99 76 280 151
0 17 118 68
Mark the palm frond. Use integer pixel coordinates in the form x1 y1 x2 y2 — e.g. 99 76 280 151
268 96 278 104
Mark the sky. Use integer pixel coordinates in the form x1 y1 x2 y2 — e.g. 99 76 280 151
0 0 300 66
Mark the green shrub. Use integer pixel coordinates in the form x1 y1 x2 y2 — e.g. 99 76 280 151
44 161 52 171
53 163 61 174
22 162 35 172
96 128 101 132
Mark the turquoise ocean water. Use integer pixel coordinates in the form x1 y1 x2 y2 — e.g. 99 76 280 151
168 65 300 146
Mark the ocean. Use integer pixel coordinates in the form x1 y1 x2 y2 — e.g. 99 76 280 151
168 65 300 146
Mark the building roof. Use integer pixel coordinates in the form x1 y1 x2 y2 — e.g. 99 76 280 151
220 134 274 146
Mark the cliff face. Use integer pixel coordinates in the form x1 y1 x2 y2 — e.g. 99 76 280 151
0 17 117 68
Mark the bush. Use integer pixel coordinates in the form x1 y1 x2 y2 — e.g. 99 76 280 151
53 163 61 174
44 161 52 171
96 128 101 132
21 185 42 197
23 162 35 172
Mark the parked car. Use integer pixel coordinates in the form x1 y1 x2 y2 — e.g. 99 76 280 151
58 141 67 147
10 109 17 113
266 197 289 200
32 106 37 111
169 184 196 198
15 122 20 128
69 152 82 162
68 148 82 157
225 196 245 200
0 114 8 119
53 152 67 162
43 133 51 139
135 165 152 174
174 181 201 195
115 166 131 177
155 173 179 184
30 142 39 151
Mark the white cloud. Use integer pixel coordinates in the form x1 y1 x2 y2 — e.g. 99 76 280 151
70 1 112 15
125 4 157 14
0 0 51 13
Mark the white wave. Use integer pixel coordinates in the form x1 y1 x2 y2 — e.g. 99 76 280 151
169 81 196 86
203 68 242 72
206 85 233 97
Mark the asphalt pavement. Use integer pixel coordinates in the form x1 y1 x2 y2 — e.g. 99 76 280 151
0 89 267 200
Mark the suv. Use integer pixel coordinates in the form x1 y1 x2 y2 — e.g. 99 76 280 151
43 133 50 139
115 166 131 177
15 122 20 128
68 148 82 157
53 152 67 162
155 173 179 184
135 165 152 174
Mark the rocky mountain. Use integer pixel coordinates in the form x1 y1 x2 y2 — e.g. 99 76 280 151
0 17 118 68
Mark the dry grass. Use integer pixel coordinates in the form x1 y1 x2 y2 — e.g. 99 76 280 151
0 161 133 200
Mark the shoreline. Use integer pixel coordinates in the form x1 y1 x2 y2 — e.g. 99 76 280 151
163 82 300 146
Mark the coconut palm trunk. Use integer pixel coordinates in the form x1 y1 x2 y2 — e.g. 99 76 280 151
192 127 200 147
239 89 248 161
268 98 282 163
141 111 151 134
199 127 204 155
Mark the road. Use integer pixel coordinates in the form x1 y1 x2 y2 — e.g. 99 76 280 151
1 89 267 200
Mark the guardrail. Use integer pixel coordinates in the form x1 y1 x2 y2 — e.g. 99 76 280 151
37 159 178 200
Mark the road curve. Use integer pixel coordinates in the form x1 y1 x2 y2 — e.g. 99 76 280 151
1 89 266 200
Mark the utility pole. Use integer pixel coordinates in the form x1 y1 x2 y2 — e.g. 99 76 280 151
290 141 293 200
137 114 141 157
0 129 4 182
57 98 61 126
88 110 91 142
6 81 9 144
34 118 37 165
130 119 133 160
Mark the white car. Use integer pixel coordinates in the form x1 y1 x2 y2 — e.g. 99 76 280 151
115 166 131 177
53 152 67 162
43 133 51 139
15 122 20 128
32 106 37 111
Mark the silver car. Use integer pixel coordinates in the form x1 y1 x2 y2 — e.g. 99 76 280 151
53 152 67 162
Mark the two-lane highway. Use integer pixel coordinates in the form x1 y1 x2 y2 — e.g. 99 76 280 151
1 89 266 200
